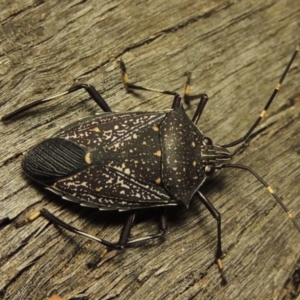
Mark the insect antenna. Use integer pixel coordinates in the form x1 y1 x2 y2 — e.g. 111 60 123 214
222 163 300 233
221 43 299 148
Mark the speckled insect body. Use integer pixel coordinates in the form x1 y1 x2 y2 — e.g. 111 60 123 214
23 107 224 210
2 47 299 284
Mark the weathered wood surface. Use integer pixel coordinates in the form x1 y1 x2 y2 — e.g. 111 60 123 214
1 1 300 299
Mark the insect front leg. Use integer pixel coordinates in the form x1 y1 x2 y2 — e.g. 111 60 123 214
119 60 210 115
183 72 209 124
197 191 227 285
119 59 182 109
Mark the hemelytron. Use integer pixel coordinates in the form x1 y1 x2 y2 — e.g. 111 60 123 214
2 44 300 285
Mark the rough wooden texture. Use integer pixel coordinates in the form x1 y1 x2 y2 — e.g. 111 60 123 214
1 1 300 299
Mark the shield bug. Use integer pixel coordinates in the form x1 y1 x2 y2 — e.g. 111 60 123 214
2 44 300 285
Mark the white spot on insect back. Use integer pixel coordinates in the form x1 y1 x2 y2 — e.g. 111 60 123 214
113 165 122 172
103 130 113 139
116 177 130 189
112 142 121 149
106 178 113 184
133 133 138 139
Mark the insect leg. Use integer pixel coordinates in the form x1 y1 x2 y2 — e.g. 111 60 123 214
197 191 227 285
119 60 182 108
18 208 167 249
190 94 209 125
126 208 167 246
182 72 209 124
41 207 167 247
118 211 136 246
17 208 131 249
17 209 122 249
39 209 125 249
1 84 112 121
119 60 210 114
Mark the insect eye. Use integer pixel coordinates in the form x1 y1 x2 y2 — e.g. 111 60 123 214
205 165 215 177
203 137 213 146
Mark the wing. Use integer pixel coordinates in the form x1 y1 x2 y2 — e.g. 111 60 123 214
57 111 169 185
48 165 178 210
25 111 182 210
56 111 168 149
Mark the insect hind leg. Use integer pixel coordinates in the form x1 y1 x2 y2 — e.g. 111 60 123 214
16 209 123 249
39 209 122 249
18 208 167 250
1 84 112 121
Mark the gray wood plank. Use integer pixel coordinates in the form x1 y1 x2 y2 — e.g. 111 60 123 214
1 0 300 299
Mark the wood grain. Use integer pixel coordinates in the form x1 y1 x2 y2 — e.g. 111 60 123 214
1 0 300 299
